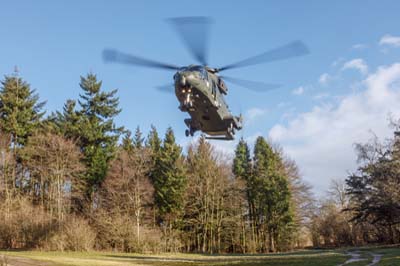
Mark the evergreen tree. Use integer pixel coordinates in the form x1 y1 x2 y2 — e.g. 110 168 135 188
78 73 123 194
121 130 134 152
133 126 144 150
146 125 162 184
52 99 81 138
54 73 123 200
146 125 161 155
153 127 186 223
233 138 256 250
233 138 252 180
252 136 293 252
0 73 45 147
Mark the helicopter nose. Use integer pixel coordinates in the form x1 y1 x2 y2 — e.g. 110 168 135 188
175 71 199 89
179 75 186 86
176 72 192 87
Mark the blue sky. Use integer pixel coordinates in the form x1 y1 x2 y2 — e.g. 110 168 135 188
2 1 400 195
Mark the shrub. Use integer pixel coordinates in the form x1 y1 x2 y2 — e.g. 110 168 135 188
47 216 96 251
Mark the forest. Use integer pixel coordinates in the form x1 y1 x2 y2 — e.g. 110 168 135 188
0 71 399 253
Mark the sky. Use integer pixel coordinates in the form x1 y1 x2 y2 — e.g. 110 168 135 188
1 0 400 195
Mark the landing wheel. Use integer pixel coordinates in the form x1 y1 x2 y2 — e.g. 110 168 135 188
227 123 235 136
185 128 195 137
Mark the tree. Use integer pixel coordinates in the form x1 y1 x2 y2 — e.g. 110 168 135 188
0 72 45 147
233 138 252 180
50 99 81 139
233 138 255 252
346 129 400 243
184 136 239 253
21 131 84 221
133 126 144 150
121 130 134 153
252 137 293 252
100 146 153 250
283 157 315 248
146 125 162 182
146 126 161 156
54 73 124 202
152 128 186 251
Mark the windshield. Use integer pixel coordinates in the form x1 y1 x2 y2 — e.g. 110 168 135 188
179 65 208 80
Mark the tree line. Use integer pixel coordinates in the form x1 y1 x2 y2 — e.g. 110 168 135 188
0 71 399 252
310 125 400 246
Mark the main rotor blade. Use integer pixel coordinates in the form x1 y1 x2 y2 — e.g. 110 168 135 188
222 76 281 92
103 49 180 71
218 41 309 72
167 16 213 66
155 84 175 94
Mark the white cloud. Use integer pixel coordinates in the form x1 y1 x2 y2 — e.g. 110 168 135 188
352 43 368 50
245 107 268 122
313 93 330 100
269 63 400 194
319 73 331 85
342 58 368 75
277 102 291 108
379 34 400 47
292 86 304 95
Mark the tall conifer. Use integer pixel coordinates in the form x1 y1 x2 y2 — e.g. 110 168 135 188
0 73 45 147
253 136 293 252
153 127 186 223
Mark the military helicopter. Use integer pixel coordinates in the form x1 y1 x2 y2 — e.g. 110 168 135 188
103 17 309 140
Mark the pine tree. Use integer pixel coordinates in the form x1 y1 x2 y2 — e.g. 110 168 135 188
233 138 255 251
252 136 293 252
121 130 134 152
233 138 252 180
133 126 144 150
146 125 161 155
78 73 123 194
153 127 186 223
146 125 162 184
54 73 123 201
0 73 45 147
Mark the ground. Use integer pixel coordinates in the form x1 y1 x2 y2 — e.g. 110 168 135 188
0 247 399 266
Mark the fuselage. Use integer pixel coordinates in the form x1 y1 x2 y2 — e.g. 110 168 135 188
173 65 242 139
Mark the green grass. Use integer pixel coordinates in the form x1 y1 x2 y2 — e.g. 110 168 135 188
0 249 348 266
359 246 400 266
3 246 399 266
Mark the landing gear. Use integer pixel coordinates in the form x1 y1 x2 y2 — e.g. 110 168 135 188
185 128 195 137
227 122 235 138
184 118 198 138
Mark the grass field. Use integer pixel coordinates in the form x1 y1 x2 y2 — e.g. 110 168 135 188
0 247 399 266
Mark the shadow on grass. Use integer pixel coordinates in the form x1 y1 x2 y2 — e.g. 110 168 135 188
104 249 343 266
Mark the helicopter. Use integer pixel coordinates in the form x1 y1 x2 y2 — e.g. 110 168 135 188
103 17 309 140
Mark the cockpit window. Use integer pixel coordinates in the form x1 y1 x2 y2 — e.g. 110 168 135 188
179 66 208 80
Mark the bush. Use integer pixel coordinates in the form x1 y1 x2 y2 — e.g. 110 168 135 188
47 216 96 251
93 211 163 253
0 198 54 249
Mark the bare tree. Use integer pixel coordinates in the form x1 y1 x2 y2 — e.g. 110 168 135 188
100 147 153 247
21 131 84 222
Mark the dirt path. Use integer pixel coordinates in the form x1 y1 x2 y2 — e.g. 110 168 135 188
338 251 383 266
338 251 366 265
367 253 382 266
